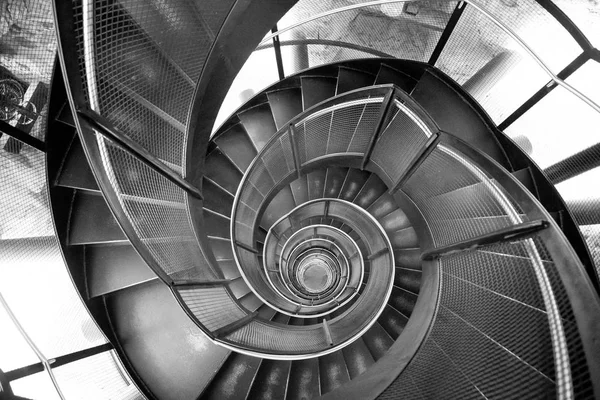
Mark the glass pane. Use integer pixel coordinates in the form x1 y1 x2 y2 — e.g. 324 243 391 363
212 48 279 134
0 302 39 372
565 60 600 109
554 0 600 49
0 148 106 359
278 2 455 64
579 225 600 279
504 86 600 169
53 350 144 400
475 0 581 73
0 0 57 141
11 371 61 400
437 5 550 124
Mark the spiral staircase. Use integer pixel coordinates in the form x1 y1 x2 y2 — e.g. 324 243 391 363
2 0 600 399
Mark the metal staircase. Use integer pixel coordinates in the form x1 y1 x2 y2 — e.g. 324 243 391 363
2 0 600 399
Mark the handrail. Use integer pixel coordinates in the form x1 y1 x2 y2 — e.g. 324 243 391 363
435 132 600 398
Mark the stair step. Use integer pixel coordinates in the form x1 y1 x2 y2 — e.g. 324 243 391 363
378 208 411 233
389 227 419 249
324 167 349 199
272 312 292 325
267 88 303 130
229 277 251 298
55 137 99 191
341 338 375 379
411 69 509 167
215 259 240 280
204 147 243 196
374 63 416 92
214 123 258 173
260 186 296 230
394 268 421 294
339 169 370 202
319 350 351 394
336 67 375 95
247 359 291 400
69 191 126 245
361 322 394 360
307 169 327 201
378 304 409 340
238 102 278 152
287 358 321 400
203 209 231 239
353 173 388 210
203 353 262 400
202 177 234 218
86 243 156 298
367 192 398 220
301 76 337 111
389 286 418 318
394 248 422 270
208 237 234 261
239 292 263 312
290 175 309 206
257 304 278 321
106 280 230 399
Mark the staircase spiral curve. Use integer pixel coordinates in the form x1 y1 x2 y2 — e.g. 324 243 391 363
33 1 600 399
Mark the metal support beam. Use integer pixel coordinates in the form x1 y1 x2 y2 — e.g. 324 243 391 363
390 132 441 193
421 220 549 260
77 109 203 200
428 2 466 66
272 24 285 80
498 52 589 131
0 120 46 152
361 88 395 170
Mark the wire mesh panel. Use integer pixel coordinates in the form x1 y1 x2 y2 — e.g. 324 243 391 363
53 350 144 400
370 100 430 183
95 133 216 280
225 320 330 354
473 0 581 74
0 0 56 142
72 0 235 171
435 4 550 124
403 144 521 247
275 1 456 68
505 86 600 169
555 166 600 279
295 98 384 164
177 286 247 332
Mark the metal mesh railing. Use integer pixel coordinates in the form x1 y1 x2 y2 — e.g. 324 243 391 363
176 286 247 332
95 133 216 281
403 144 526 247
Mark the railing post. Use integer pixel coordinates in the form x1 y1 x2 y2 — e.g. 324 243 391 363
361 88 395 170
